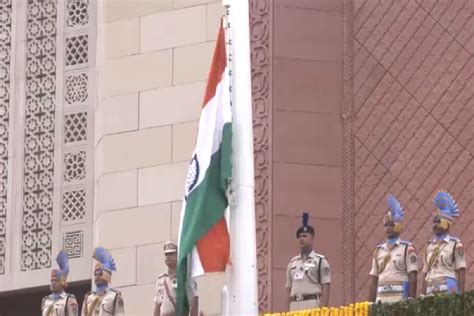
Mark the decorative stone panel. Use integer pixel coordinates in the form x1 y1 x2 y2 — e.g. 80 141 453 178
250 0 273 311
21 0 58 271
0 0 12 275
63 230 84 259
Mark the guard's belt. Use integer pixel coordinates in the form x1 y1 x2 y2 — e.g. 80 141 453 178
377 284 404 293
290 294 320 302
427 284 448 294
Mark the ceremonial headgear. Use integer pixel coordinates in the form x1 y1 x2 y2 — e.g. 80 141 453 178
93 247 116 283
433 191 459 229
51 250 69 285
296 212 314 238
163 241 177 254
384 195 405 233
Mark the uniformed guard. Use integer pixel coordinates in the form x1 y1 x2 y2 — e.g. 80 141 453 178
421 191 466 295
153 241 198 316
285 212 330 311
368 195 417 303
82 247 124 316
41 250 79 316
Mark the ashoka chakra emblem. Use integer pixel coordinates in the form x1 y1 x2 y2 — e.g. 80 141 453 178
185 155 199 199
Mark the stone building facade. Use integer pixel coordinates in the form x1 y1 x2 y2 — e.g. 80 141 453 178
0 0 226 315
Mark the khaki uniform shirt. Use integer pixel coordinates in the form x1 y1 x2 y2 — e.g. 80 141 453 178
81 289 124 316
154 272 197 316
369 239 417 303
285 251 330 311
370 239 417 283
41 292 79 316
422 235 466 284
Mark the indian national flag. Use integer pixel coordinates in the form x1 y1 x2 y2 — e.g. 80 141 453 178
176 22 232 315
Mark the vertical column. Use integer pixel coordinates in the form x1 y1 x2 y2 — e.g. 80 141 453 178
0 0 13 275
21 0 58 271
18 0 95 281
59 0 94 268
249 0 273 311
341 0 355 304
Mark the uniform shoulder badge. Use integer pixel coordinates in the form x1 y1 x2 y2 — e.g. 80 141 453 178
455 242 464 256
115 291 124 308
158 272 168 278
404 242 415 252
450 236 461 242
68 297 79 312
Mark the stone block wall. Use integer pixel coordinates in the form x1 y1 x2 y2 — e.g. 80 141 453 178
94 1 225 314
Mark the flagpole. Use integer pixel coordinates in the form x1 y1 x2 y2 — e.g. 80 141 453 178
223 0 259 314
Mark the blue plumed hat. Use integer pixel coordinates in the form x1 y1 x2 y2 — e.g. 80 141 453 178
386 195 405 223
51 250 69 281
93 247 116 274
433 191 460 223
296 212 314 238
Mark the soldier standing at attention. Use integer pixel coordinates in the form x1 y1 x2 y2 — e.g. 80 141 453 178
422 191 466 295
286 213 331 311
368 195 417 303
153 241 198 316
82 247 124 316
41 250 79 316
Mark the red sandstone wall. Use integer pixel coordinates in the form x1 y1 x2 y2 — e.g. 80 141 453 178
353 0 474 301
270 0 345 312
252 0 474 312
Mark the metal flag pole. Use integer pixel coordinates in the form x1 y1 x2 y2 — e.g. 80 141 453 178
221 0 258 315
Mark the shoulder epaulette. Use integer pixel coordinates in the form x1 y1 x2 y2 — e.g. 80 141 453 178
376 243 384 248
290 255 300 262
450 236 460 242
314 253 326 259
158 272 168 278
400 240 411 245
85 291 95 297
41 295 49 308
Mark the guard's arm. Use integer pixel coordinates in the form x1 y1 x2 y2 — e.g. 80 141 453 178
321 283 330 307
369 275 378 302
